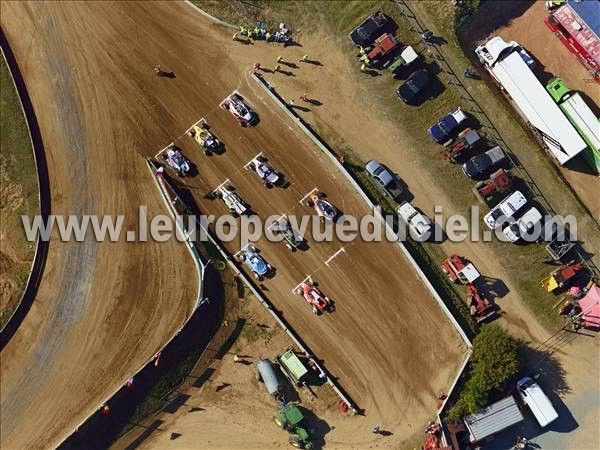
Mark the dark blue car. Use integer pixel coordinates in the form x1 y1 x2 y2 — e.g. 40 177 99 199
428 107 468 144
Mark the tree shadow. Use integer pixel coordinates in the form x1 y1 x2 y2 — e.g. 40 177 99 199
492 340 577 446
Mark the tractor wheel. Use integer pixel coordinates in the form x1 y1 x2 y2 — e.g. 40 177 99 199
288 435 302 448
312 305 319 315
265 182 273 189
305 200 314 207
256 370 263 382
286 243 293 251
273 415 285 428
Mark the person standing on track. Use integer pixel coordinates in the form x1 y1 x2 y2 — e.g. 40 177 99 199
154 65 164 76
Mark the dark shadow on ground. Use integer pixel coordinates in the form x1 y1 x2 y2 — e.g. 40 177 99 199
297 405 331 450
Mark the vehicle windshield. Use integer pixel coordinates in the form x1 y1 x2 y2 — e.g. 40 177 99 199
491 208 506 221
474 155 491 171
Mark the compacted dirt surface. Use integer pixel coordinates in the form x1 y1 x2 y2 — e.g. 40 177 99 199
1 2 467 449
0 3 200 449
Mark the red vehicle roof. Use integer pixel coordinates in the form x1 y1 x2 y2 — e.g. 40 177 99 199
554 3 600 64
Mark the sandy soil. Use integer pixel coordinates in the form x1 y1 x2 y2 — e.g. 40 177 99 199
114 289 345 450
1 2 467 449
494 0 600 220
0 3 199 449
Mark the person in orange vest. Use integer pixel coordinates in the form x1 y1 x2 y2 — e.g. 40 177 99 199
254 62 261 71
300 92 308 102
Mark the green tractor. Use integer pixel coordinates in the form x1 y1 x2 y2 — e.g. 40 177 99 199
273 403 313 449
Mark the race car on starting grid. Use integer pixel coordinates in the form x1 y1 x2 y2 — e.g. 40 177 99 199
247 154 281 187
221 92 257 126
272 216 303 251
295 278 335 315
188 124 223 155
236 245 272 280
162 145 191 177
305 191 340 223
211 185 248 216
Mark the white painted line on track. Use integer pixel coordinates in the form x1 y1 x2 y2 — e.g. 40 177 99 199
299 187 318 205
154 142 175 159
244 151 264 169
325 247 346 267
292 275 312 295
210 178 231 194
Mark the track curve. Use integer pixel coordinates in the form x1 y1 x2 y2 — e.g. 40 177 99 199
0 3 198 448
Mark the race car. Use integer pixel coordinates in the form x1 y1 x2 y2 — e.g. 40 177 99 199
212 185 248 216
162 145 190 177
236 245 272 280
271 215 303 251
247 154 280 187
306 192 340 223
295 278 334 315
188 124 223 155
221 93 256 126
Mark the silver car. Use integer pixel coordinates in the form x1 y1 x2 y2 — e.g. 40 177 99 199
365 160 403 201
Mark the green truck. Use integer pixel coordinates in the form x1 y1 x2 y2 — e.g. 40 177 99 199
546 77 600 173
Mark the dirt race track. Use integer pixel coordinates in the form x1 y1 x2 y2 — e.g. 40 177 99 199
0 1 467 448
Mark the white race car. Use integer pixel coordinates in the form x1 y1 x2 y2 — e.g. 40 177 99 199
247 155 280 187
211 185 248 216
221 93 256 126
162 145 191 177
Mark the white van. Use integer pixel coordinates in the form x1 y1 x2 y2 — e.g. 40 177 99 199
516 377 559 427
484 190 527 229
503 206 543 242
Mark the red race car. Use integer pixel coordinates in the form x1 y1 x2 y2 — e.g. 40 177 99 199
295 278 335 315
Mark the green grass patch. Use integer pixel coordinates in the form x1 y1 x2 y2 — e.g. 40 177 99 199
1 56 38 260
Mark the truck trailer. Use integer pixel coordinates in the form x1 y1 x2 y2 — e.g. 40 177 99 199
475 36 587 165
546 77 600 173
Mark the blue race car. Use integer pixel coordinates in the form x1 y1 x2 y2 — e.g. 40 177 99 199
237 246 272 280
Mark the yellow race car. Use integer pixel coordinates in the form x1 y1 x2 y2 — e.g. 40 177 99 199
188 124 223 155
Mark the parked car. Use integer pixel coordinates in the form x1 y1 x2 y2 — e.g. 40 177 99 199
516 377 558 427
502 206 543 242
365 160 403 201
397 201 431 241
396 69 430 103
483 190 527 229
428 107 468 145
462 145 506 179
348 10 388 47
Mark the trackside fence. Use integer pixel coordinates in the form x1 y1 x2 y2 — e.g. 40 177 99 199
251 71 472 348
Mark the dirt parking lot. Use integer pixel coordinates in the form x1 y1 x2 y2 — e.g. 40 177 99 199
1 2 467 448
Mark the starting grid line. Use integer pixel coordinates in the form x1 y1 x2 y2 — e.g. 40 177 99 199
292 275 312 295
243 151 264 169
325 247 346 266
298 188 319 205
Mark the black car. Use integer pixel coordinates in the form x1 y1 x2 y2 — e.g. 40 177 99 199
462 145 506 180
396 69 430 103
